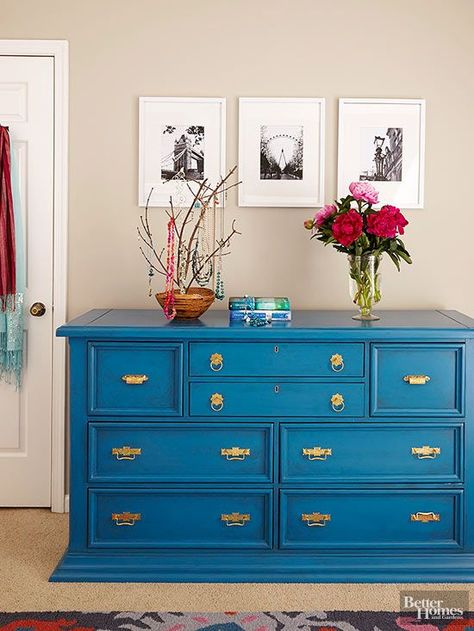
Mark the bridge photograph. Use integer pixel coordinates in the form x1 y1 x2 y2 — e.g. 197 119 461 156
161 124 205 181
260 125 304 180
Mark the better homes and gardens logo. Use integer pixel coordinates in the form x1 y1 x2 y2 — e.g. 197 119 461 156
400 590 469 621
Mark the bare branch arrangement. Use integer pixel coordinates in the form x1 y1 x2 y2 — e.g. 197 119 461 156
137 166 241 297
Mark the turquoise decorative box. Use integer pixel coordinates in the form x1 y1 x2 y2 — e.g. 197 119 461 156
51 309 474 582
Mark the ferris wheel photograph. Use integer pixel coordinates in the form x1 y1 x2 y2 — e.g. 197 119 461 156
260 124 304 180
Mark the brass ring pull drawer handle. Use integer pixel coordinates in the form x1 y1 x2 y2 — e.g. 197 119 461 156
411 446 441 459
302 512 331 527
221 512 251 527
112 446 142 460
411 512 440 523
302 447 332 461
210 393 224 411
221 447 250 460
121 374 149 385
331 393 345 412
210 353 223 371
112 512 141 526
330 353 344 372
404 374 430 385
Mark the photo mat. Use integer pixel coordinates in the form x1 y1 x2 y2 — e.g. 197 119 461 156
239 98 325 207
139 97 226 207
338 98 425 209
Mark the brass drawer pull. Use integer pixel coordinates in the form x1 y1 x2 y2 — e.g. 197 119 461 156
112 512 141 526
210 353 223 371
330 353 344 372
221 512 251 527
411 512 440 523
403 374 431 385
121 374 149 385
112 446 142 461
221 447 250 461
302 512 331 527
302 446 332 461
412 445 441 459
210 392 224 412
331 393 345 412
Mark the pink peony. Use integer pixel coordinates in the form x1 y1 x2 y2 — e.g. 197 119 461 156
349 182 379 205
367 205 409 239
381 204 409 235
314 204 337 227
332 209 363 247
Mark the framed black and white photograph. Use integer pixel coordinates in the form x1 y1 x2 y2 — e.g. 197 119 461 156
161 124 205 182
138 97 226 207
338 98 425 208
239 98 325 207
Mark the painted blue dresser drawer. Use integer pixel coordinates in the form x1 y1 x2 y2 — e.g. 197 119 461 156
89 488 273 549
190 342 364 377
280 489 463 550
88 422 273 483
280 423 463 483
190 382 365 417
88 342 183 416
371 344 464 417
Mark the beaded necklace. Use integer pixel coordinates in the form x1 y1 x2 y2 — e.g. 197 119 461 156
215 192 225 300
192 201 213 286
163 217 176 320
175 174 188 294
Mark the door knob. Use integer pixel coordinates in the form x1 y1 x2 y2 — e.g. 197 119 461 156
30 302 46 317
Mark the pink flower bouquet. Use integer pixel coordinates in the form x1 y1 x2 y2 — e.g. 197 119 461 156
304 183 412 320
305 182 411 270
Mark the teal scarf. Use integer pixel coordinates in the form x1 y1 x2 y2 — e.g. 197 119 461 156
0 144 25 387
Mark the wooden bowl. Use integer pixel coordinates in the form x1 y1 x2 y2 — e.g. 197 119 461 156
155 286 215 320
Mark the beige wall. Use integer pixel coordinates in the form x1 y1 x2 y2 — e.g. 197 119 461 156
2 0 474 318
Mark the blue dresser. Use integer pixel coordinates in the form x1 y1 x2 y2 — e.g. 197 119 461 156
51 309 474 582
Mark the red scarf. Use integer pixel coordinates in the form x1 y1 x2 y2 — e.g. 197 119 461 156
0 126 16 309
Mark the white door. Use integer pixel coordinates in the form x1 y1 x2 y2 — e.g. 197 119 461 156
0 56 54 506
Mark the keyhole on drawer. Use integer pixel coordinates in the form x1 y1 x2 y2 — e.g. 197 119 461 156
274 345 279 354
274 385 280 394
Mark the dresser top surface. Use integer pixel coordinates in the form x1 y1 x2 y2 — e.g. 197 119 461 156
57 309 474 339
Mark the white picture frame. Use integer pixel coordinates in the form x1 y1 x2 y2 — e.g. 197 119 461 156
238 97 325 207
138 96 226 207
338 98 425 209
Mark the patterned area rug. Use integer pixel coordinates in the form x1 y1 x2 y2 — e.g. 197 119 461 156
0 612 474 631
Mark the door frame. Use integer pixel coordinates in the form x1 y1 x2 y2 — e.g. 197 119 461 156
0 39 69 512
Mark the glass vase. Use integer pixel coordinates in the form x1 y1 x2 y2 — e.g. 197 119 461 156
348 254 382 321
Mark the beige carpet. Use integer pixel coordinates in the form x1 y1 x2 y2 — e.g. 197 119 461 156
1 508 473 612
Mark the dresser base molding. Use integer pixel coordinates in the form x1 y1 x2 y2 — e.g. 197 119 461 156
50 550 474 583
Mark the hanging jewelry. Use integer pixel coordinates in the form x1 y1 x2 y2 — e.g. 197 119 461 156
215 191 225 300
144 213 155 298
163 217 176 320
148 266 155 297
192 202 213 286
177 242 187 293
139 192 157 299
172 174 189 294
137 166 241 318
